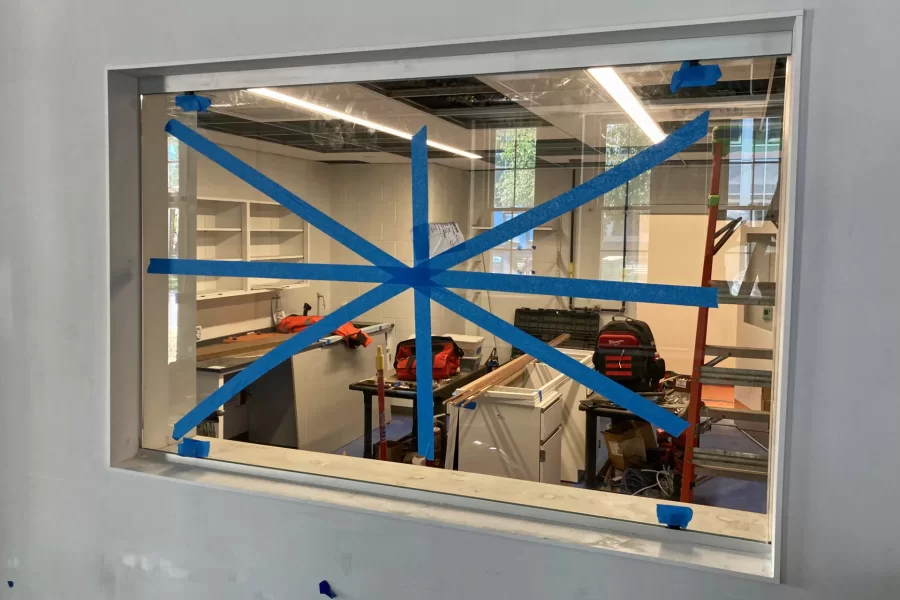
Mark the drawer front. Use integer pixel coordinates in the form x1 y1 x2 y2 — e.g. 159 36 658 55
540 395 562 443
539 427 562 485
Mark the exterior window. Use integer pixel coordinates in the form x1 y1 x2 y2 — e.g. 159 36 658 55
599 123 650 283
490 128 536 275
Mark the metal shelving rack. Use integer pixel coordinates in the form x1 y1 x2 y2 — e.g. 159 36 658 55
680 126 775 503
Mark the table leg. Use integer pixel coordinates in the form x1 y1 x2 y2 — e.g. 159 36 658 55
585 411 598 489
363 392 373 459
437 400 447 467
411 395 418 451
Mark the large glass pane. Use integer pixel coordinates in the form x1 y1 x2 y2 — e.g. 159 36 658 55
138 52 790 534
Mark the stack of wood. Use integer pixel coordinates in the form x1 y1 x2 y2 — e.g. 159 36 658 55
445 334 570 407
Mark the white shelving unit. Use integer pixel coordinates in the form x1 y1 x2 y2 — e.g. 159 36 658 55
196 196 308 300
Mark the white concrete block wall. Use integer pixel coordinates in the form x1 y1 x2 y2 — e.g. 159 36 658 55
329 162 470 345
195 139 335 338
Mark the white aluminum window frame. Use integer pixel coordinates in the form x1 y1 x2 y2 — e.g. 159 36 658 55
108 10 803 580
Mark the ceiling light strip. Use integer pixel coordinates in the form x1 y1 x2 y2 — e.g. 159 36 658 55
587 68 667 144
247 88 481 159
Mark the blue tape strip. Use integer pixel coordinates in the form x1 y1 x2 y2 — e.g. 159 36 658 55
434 271 717 308
411 128 429 267
429 287 688 436
670 61 722 93
429 112 709 271
414 290 434 460
411 128 434 460
177 437 210 458
149 259 391 282
165 120 405 270
172 283 405 440
174 94 211 112
657 504 693 529
318 580 336 599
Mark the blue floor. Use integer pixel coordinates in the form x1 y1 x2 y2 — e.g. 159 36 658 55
692 422 768 514
334 413 415 457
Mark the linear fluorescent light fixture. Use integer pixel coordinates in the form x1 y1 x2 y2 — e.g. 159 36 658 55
587 68 667 144
247 88 481 160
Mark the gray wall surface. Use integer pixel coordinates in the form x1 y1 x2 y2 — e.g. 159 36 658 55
2 1 898 598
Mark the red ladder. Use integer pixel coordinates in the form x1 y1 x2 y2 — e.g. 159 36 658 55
680 126 742 503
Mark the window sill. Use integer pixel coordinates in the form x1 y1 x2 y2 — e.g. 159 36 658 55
117 438 773 579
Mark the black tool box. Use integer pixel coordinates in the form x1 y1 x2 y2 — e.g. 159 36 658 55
511 307 601 357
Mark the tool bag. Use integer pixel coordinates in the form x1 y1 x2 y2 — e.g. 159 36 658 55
276 315 371 349
394 336 464 381
592 316 666 392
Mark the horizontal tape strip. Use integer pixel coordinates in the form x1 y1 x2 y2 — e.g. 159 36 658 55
429 286 688 436
429 112 710 271
165 120 405 270
434 271 717 308
172 283 405 440
149 258 391 283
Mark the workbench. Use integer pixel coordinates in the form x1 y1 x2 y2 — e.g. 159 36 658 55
195 322 393 451
579 391 689 489
349 366 489 460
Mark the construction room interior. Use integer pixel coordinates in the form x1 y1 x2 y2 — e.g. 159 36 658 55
141 54 785 539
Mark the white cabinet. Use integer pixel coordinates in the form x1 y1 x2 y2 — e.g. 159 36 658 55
456 387 563 483
452 349 592 484
195 196 308 300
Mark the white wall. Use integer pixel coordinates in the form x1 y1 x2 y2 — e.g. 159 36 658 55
3 1 900 599
195 136 335 339
329 162 471 344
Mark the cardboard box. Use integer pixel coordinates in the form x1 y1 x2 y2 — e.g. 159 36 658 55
603 420 657 470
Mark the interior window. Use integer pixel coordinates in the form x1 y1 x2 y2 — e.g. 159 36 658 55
137 54 789 542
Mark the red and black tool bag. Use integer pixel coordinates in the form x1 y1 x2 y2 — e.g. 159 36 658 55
394 336 464 381
592 316 666 392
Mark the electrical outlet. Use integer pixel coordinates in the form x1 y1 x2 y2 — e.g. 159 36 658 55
195 326 202 341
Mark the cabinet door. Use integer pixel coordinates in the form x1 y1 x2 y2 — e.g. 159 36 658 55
539 427 562 485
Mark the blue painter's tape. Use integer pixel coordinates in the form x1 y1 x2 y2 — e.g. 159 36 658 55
429 112 709 271
319 580 336 599
410 129 434 461
165 120 404 270
670 61 722 93
657 504 694 529
413 290 434 460
149 258 392 283
434 271 718 308
462 401 477 410
174 94 211 112
177 437 210 458
429 287 688 436
411 127 429 267
172 284 405 440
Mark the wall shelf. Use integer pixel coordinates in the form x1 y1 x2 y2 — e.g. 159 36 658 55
249 254 304 261
471 225 554 231
195 196 308 300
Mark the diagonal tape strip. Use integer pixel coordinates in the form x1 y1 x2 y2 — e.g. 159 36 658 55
149 259 392 283
165 120 405 270
434 271 718 308
429 112 710 271
173 283 405 440
429 286 689 436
